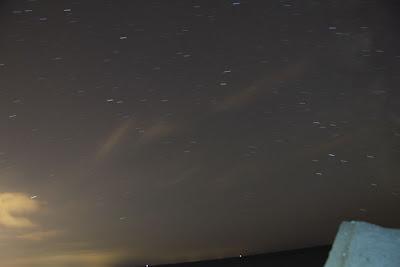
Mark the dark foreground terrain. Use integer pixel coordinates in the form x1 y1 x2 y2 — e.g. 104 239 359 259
155 246 331 267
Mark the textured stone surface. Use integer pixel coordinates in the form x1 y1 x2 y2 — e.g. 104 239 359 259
324 221 400 267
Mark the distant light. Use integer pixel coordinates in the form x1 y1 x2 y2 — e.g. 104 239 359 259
30 195 38 199
232 1 241 6
239 254 243 258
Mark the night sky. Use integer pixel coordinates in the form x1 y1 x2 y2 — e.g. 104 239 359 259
0 0 400 266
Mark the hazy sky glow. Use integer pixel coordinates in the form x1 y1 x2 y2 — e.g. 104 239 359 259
1 0 400 266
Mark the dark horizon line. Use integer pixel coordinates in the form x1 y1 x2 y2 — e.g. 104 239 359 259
114 244 332 267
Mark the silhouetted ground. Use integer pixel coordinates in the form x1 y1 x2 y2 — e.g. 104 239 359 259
155 245 331 267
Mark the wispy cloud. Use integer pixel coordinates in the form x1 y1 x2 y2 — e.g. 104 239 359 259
95 119 175 161
0 192 40 228
138 121 175 145
2 249 132 267
17 229 63 241
216 61 307 111
96 119 133 160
